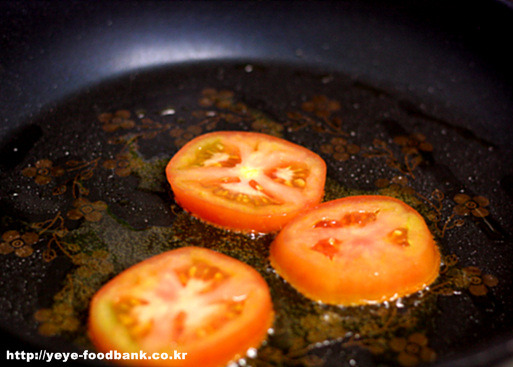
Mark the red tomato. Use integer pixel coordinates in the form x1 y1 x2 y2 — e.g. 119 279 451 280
270 195 440 306
88 247 274 367
166 131 326 233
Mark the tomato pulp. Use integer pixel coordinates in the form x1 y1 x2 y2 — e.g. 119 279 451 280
88 247 274 367
270 195 440 306
166 131 326 233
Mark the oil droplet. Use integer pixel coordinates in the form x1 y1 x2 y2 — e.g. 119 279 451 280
322 75 334 84
160 108 176 116
246 348 257 359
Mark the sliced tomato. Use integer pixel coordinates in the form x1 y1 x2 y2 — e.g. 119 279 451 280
270 195 440 306
165 131 326 233
88 247 274 367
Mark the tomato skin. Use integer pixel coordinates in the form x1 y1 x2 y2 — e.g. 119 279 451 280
170 186 295 233
88 247 274 367
270 195 440 306
166 131 326 233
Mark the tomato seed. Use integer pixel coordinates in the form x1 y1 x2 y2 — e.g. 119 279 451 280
387 227 410 246
311 238 341 260
314 219 341 228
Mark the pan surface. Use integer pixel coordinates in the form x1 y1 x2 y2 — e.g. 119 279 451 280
1 1 513 366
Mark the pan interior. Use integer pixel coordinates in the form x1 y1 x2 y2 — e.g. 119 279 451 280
0 61 512 366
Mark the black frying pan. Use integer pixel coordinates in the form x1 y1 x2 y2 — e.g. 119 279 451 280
1 1 513 366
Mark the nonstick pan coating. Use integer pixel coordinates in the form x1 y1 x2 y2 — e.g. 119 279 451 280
1 1 513 366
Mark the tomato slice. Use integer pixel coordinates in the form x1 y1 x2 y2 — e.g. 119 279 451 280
269 195 440 306
165 131 326 233
88 247 274 367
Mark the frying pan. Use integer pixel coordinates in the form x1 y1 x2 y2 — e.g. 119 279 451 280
1 1 513 366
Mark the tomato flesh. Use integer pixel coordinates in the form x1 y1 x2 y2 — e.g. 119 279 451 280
166 131 326 233
88 247 274 367
270 195 440 306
